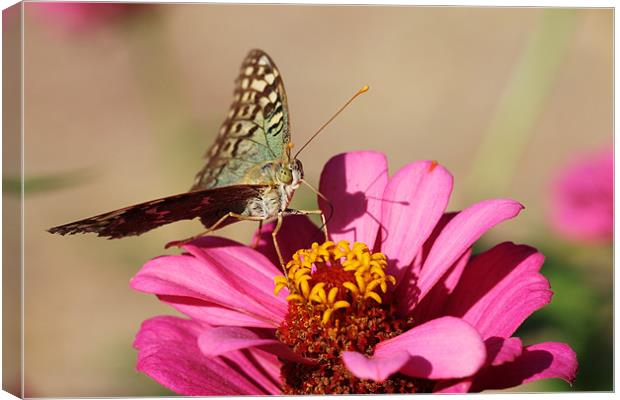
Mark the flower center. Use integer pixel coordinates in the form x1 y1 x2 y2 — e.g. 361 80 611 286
273 240 432 394
274 240 395 324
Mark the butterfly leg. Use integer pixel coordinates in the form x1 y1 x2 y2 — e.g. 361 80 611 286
271 214 288 277
251 220 263 249
283 208 329 242
165 212 264 249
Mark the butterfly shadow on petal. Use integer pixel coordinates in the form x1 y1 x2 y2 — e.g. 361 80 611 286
320 155 409 250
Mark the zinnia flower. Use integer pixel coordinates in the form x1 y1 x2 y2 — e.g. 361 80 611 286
549 147 613 242
131 151 577 394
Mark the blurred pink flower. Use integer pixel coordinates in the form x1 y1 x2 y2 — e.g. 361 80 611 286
3 4 20 32
549 147 613 242
29 2 141 32
131 151 577 394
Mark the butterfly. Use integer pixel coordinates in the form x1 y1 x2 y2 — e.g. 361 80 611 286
48 49 328 267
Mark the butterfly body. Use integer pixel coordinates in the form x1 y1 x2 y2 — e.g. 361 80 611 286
49 49 311 251
199 158 304 229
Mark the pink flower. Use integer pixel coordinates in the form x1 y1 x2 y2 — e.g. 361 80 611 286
131 151 577 394
29 2 142 33
549 147 613 242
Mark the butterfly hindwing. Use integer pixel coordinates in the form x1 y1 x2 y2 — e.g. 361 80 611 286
48 185 267 239
192 49 291 190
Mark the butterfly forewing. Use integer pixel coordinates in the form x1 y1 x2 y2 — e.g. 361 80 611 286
192 49 291 190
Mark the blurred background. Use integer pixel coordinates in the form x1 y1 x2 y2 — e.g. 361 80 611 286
6 3 612 396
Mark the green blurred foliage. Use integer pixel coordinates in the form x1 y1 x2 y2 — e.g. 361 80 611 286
4 169 97 195
465 9 577 201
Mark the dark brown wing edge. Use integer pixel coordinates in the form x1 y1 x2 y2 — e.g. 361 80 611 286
48 185 266 239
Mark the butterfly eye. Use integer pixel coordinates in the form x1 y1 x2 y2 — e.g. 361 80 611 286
279 168 293 184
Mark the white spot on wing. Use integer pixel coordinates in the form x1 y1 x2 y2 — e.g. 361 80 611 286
251 79 267 92
264 73 275 85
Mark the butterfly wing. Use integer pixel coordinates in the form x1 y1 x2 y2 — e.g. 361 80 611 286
48 185 266 239
192 49 291 190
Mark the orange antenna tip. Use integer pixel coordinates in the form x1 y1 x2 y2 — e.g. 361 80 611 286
359 85 370 94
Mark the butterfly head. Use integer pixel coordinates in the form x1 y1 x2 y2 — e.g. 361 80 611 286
276 159 304 189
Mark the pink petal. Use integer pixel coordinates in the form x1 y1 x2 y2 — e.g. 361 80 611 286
219 348 282 394
404 338 522 392
186 236 282 280
408 247 471 322
372 316 486 380
243 348 283 390
393 212 460 318
485 337 523 366
133 316 278 395
183 237 288 313
319 151 388 246
470 342 578 391
157 295 280 328
381 160 453 280
198 326 313 364
445 242 551 339
401 212 458 288
130 238 286 328
433 379 472 393
252 215 320 267
341 351 410 382
417 199 524 301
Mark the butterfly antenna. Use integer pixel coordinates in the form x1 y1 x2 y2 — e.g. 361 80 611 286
294 85 370 159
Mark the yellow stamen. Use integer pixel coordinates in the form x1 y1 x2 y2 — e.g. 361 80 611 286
365 292 383 304
299 278 310 298
333 300 350 310
273 240 396 324
321 308 334 325
327 287 339 304
365 279 381 294
286 293 305 303
308 282 326 303
274 283 287 296
356 274 367 293
343 281 359 295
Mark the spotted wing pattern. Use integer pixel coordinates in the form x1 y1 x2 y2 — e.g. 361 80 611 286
48 185 266 239
192 49 290 190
